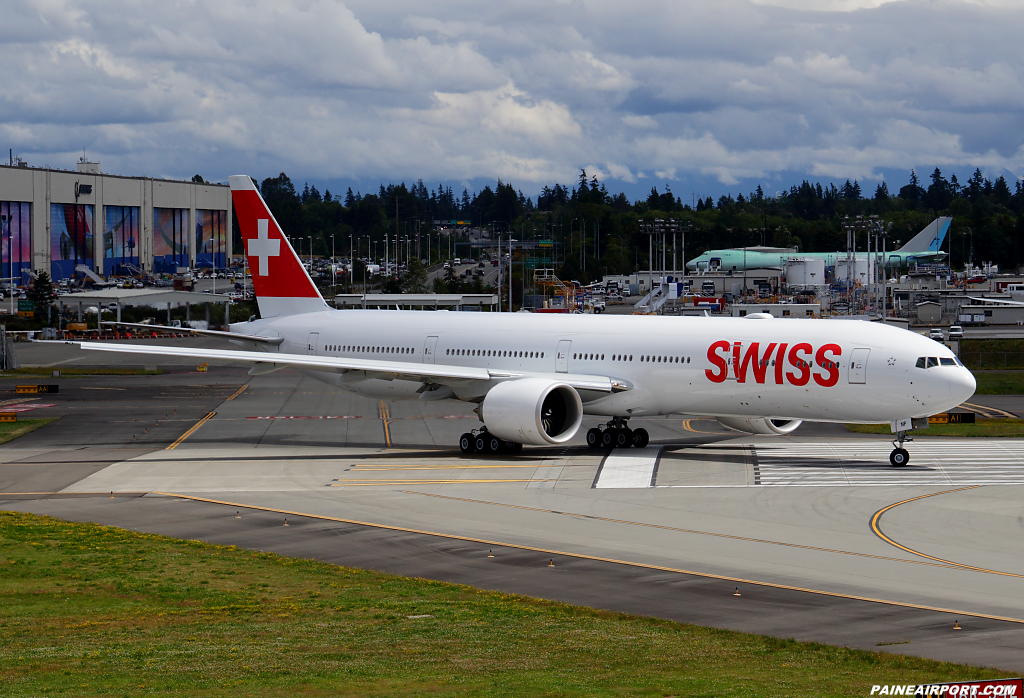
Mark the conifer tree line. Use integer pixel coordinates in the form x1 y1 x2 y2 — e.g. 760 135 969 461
244 167 1024 286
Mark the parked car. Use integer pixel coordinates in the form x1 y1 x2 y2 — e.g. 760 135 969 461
948 325 964 339
928 328 944 341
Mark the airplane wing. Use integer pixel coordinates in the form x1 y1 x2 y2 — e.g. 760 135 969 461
966 297 1024 307
100 321 284 345
70 342 628 393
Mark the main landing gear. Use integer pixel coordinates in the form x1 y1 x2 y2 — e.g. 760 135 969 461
890 430 911 467
586 418 649 449
459 428 523 455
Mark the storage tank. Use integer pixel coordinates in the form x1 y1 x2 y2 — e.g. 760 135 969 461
784 258 826 287
835 258 868 285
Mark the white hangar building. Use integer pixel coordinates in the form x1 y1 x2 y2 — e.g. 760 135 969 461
0 159 233 282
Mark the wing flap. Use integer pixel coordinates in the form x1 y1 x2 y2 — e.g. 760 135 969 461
76 341 492 381
72 342 631 393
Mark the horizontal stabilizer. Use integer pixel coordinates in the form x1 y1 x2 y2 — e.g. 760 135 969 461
101 321 284 345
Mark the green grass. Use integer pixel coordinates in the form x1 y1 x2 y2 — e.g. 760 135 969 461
1 367 162 377
0 417 59 445
846 419 1024 437
0 512 1010 697
960 339 1024 370
973 370 1024 395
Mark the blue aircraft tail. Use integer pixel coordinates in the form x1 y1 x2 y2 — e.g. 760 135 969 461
896 217 951 254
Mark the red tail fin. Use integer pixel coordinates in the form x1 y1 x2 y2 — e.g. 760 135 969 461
229 175 325 318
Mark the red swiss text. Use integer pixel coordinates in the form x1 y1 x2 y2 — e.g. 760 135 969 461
705 340 842 387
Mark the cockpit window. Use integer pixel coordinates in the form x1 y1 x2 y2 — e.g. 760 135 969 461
955 358 965 367
926 357 939 368
940 358 956 366
916 357 926 368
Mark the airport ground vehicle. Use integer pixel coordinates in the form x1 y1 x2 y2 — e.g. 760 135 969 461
928 328 945 340
82 176 976 467
948 325 964 339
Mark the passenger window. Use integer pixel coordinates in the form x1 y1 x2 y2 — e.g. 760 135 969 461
940 358 956 366
926 357 938 368
916 357 926 368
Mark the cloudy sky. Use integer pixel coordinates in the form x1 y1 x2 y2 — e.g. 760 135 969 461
3 0 1023 199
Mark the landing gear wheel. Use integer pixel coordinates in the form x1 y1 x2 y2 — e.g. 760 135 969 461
484 434 503 454
601 429 615 448
890 448 910 467
459 433 475 454
586 428 601 448
474 434 488 453
632 428 649 448
614 428 632 448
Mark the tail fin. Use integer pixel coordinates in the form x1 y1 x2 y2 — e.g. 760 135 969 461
896 217 951 254
229 175 326 318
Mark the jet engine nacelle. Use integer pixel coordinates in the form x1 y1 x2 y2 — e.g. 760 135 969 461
716 416 803 435
480 378 583 446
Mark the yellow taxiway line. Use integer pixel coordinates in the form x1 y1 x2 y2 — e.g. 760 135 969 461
401 491 965 571
152 490 1024 626
166 411 216 450
870 486 1024 578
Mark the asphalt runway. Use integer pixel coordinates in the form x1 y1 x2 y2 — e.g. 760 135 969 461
4 338 1024 671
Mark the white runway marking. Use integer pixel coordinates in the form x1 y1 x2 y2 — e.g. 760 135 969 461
717 440 1024 487
594 447 662 488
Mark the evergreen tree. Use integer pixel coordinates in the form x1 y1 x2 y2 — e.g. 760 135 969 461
344 187 356 207
401 258 428 293
28 270 55 322
323 189 332 203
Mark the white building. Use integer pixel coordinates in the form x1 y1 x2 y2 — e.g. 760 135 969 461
0 159 232 282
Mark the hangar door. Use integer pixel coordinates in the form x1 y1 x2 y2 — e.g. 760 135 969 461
848 348 869 384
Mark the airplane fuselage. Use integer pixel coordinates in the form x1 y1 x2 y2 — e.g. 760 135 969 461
232 310 975 424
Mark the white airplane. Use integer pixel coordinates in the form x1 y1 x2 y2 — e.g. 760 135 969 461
85 176 976 467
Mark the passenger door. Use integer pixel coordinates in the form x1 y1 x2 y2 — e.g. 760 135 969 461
423 336 438 365
307 332 319 356
556 340 571 373
848 347 869 384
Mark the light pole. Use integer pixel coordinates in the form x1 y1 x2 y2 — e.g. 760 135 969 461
331 234 336 300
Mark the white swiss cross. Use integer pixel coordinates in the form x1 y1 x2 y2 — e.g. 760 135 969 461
248 219 280 276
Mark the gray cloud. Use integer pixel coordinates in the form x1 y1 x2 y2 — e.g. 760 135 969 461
1 0 1021 191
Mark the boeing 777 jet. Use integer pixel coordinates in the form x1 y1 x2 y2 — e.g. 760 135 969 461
83 177 975 467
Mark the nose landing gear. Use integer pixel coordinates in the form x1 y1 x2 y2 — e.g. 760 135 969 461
890 430 911 467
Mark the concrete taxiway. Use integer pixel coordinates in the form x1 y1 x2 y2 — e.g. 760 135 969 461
4 338 1024 671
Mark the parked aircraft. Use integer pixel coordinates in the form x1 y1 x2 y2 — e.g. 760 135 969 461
686 217 951 274
83 179 974 467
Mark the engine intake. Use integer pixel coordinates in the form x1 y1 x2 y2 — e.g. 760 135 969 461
481 378 583 446
716 416 803 435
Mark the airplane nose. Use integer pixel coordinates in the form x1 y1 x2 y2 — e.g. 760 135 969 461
949 368 977 403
